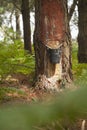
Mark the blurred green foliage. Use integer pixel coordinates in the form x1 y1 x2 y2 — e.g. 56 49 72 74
0 29 35 80
72 42 87 86
0 86 87 130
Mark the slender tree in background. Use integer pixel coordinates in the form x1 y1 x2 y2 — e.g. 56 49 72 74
15 8 21 39
78 0 87 63
34 0 72 91
21 0 32 53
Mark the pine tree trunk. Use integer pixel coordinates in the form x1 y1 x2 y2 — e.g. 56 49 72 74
78 0 87 63
21 0 32 53
15 9 21 39
34 0 72 91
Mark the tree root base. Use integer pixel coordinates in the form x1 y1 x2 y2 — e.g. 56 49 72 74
34 75 65 92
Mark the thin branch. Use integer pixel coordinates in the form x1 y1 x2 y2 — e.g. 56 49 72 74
9 8 15 27
68 0 78 22
12 1 21 12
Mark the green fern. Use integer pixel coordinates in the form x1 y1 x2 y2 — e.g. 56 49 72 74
0 35 35 80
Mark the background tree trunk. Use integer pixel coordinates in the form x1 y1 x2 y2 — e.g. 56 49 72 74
21 0 32 53
34 0 72 91
15 9 21 39
78 0 87 63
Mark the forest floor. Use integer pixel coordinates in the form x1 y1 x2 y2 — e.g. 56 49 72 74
0 73 87 130
0 73 55 105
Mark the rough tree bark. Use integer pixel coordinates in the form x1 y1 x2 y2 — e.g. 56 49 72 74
78 0 87 63
21 0 32 53
34 0 72 91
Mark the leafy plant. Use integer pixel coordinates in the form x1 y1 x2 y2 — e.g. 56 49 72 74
72 42 87 86
0 31 35 80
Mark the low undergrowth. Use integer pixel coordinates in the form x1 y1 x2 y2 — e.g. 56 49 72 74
72 42 87 86
0 39 35 80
